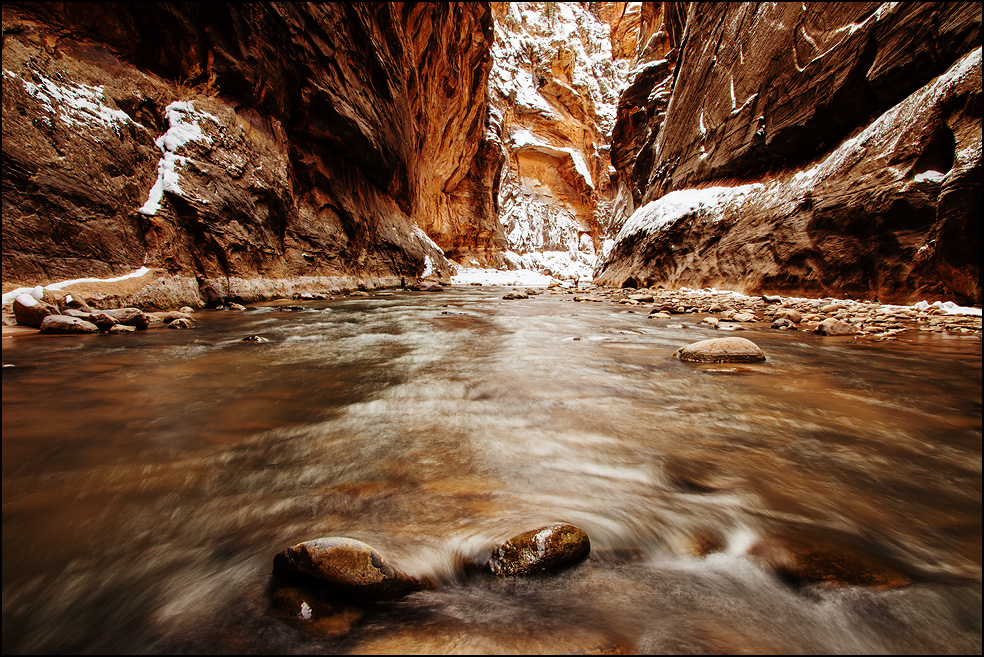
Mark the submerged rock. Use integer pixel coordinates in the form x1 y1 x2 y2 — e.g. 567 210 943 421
273 537 425 601
269 586 363 637
674 337 766 363
751 535 911 589
241 335 270 343
486 523 591 577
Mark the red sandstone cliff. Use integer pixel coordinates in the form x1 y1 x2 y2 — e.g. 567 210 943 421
2 2 494 303
597 2 982 305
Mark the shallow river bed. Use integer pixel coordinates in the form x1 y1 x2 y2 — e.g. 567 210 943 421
2 286 981 654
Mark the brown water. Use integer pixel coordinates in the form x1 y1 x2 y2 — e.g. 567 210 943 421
2 287 981 654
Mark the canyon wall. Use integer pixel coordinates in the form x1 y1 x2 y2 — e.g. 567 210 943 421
2 2 494 303
454 1 639 280
596 2 982 305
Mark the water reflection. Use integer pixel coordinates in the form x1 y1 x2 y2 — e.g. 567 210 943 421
2 287 981 654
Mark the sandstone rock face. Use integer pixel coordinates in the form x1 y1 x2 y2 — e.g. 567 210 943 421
598 2 982 305
3 3 494 296
481 2 637 280
273 537 424 601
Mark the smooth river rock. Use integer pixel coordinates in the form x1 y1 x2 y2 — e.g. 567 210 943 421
39 315 99 334
674 337 766 363
273 537 425 601
487 523 591 577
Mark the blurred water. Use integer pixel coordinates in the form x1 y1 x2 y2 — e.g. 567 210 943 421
2 287 981 654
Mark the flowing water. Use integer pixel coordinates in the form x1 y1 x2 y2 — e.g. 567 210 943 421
2 287 981 654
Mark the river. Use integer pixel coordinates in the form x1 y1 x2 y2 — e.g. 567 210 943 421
2 286 981 654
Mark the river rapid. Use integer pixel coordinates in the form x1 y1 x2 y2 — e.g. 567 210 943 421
2 286 981 654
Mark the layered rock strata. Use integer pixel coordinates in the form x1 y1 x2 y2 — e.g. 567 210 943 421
597 2 982 305
2 2 495 303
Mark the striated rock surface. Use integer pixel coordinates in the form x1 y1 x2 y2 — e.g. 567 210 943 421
2 2 495 299
597 2 982 305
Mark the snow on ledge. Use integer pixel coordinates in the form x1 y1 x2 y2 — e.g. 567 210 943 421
2 267 151 306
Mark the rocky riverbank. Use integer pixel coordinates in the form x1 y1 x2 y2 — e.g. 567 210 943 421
534 283 983 341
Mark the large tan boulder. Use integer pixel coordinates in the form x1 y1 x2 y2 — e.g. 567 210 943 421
674 337 766 363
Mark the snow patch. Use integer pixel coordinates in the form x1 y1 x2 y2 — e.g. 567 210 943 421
4 69 132 132
138 102 219 216
615 184 765 241
2 267 151 306
913 300 982 317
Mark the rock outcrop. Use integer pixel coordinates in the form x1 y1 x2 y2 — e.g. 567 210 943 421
597 2 982 305
2 3 495 300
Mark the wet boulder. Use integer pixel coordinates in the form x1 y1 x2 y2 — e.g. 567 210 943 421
89 312 120 330
273 537 425 601
486 523 591 577
39 315 99 334
153 311 195 325
771 317 797 330
502 290 529 300
167 318 195 329
102 308 150 330
13 294 58 327
674 337 766 363
773 308 802 324
813 318 858 336
108 324 137 334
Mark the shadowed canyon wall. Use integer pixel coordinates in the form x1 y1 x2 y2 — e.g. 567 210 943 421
596 2 982 305
2 2 494 301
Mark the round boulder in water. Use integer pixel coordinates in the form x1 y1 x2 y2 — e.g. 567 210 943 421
39 315 99 334
273 537 424 601
488 523 591 576
674 337 766 363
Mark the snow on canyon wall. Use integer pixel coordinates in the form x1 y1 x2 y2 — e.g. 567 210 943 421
596 2 982 305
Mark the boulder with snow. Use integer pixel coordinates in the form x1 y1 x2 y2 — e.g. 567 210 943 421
13 294 59 327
